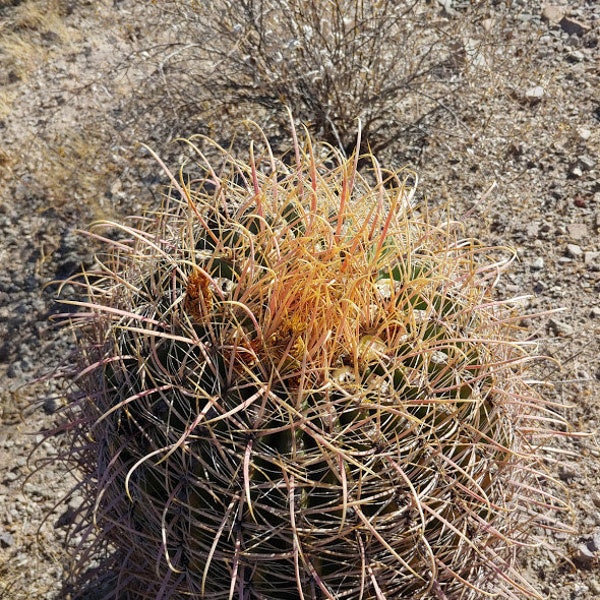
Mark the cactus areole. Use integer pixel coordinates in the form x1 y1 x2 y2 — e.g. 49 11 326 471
63 123 568 599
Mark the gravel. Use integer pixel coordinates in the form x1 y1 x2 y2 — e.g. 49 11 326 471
1 0 599 598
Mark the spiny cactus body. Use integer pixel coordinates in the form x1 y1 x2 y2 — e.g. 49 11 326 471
61 123 568 599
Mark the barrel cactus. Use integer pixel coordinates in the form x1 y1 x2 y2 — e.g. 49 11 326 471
60 122 569 599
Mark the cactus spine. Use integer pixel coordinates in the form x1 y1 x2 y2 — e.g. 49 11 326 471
61 123 569 600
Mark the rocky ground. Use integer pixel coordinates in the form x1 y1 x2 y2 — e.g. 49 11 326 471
0 0 598 598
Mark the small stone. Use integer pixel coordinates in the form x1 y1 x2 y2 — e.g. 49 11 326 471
531 257 545 270
2 471 18 484
41 30 61 44
575 531 600 566
572 583 590 598
481 18 494 32
110 179 123 197
434 0 458 18
578 155 596 171
0 530 14 548
589 579 600 596
570 165 583 178
549 318 574 337
68 494 85 511
43 396 64 414
526 222 539 238
541 5 566 25
6 362 22 379
576 542 596 562
585 252 600 269
591 307 600 318
567 223 587 240
560 16 591 37
554 529 569 541
525 86 545 104
565 243 583 258
577 128 592 141
558 464 578 482
566 50 585 63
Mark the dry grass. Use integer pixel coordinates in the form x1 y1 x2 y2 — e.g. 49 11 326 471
10 0 66 31
0 90 13 120
0 30 46 83
36 127 120 214
0 0 67 83
0 1 150 225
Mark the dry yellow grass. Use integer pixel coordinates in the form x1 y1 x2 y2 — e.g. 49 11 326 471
10 0 66 31
0 30 46 81
0 0 68 113
0 0 127 221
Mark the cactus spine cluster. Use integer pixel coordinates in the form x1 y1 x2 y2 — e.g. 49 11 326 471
61 123 568 600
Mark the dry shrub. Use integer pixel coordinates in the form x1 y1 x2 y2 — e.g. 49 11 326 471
151 0 533 157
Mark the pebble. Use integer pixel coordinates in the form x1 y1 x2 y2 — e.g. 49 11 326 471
589 579 600 596
567 223 587 240
560 16 591 36
570 165 584 178
566 50 585 63
575 531 600 565
578 155 596 171
585 252 600 266
541 5 566 25
2 471 19 484
577 128 592 141
558 464 579 482
549 318 575 337
526 222 539 237
524 86 545 104
571 583 590 598
68 494 85 511
43 396 65 414
13 456 26 468
0 530 15 548
565 243 583 259
531 257 545 270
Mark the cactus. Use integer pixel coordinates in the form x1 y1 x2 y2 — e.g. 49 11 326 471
60 122 569 600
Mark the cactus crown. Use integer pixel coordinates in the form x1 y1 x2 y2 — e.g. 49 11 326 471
61 121 569 600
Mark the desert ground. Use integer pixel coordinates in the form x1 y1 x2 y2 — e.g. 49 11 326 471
0 0 598 598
